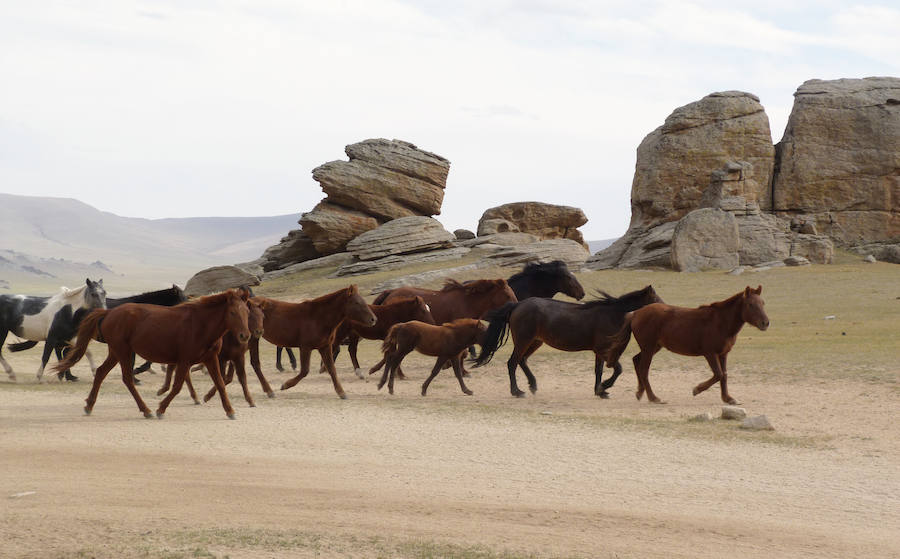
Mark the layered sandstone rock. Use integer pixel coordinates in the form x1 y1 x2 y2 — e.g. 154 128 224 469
477 202 588 247
184 265 260 297
345 216 455 261
773 77 900 246
670 208 740 272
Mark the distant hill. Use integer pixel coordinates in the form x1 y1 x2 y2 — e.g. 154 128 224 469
0 193 298 293
587 239 617 254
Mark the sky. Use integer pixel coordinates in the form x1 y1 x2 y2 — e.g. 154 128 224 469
2 1 899 240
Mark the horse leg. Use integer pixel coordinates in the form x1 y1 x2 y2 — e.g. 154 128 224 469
420 356 447 396
183 365 199 404
368 355 386 376
348 334 365 379
387 349 412 395
695 353 737 405
450 356 473 396
84 353 120 416
247 337 275 397
458 349 474 377
0 329 15 380
377 351 396 392
517 340 542 395
600 360 624 394
38 342 54 382
506 347 526 398
275 346 284 372
593 354 608 398
718 352 738 405
287 347 297 370
204 356 236 419
281 349 311 391
232 356 255 407
634 346 664 404
318 347 347 399
156 363 189 418
157 364 175 396
116 351 153 418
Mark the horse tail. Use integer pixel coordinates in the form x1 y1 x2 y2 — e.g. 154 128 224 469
604 312 634 365
381 325 400 355
53 309 107 373
372 290 392 305
471 302 518 367
8 340 39 352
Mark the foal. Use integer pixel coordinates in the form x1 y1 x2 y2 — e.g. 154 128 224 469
607 285 769 405
377 318 487 396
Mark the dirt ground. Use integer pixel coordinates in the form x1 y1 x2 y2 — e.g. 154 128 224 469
1 331 898 559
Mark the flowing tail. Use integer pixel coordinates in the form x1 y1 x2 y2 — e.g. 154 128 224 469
381 325 401 355
471 302 519 367
53 309 107 373
604 312 634 365
8 340 39 352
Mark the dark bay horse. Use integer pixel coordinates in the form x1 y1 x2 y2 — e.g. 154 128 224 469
54 288 251 419
0 279 107 382
249 285 376 399
473 286 662 398
606 285 769 405
505 260 585 301
155 298 267 406
9 284 186 381
323 296 435 378
377 318 488 396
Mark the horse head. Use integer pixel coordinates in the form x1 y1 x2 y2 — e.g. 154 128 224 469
84 278 107 310
226 288 251 343
644 285 664 305
346 285 377 327
741 285 769 331
559 266 585 300
171 284 188 304
247 298 265 339
412 296 436 324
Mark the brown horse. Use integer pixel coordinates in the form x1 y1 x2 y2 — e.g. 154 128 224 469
473 286 663 398
249 285 376 399
370 278 517 376
606 285 769 405
156 298 269 406
377 318 488 396
322 296 436 378
54 288 251 419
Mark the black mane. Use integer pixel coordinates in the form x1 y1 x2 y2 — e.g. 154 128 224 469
107 285 187 308
507 260 570 283
580 286 657 312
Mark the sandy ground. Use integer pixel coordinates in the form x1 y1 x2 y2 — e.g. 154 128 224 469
1 339 898 559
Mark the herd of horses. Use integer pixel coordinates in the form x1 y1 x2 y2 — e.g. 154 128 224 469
0 260 770 419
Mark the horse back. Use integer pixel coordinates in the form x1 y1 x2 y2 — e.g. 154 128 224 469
632 304 721 356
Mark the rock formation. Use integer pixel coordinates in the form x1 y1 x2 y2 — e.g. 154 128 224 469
258 139 450 271
670 208 740 272
345 216 455 261
477 202 588 247
772 77 900 248
185 265 260 297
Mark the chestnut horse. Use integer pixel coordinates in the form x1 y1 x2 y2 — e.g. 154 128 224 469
156 298 269 406
321 296 436 378
249 285 376 399
473 286 662 398
369 278 517 376
54 288 251 419
606 285 769 405
377 318 487 396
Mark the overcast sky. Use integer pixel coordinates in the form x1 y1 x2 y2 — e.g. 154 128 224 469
2 1 899 240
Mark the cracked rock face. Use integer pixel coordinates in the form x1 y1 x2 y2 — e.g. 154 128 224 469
477 202 588 247
630 91 775 230
773 77 900 246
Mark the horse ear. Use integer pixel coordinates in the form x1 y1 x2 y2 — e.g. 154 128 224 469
744 286 752 297
239 287 250 301
85 278 91 287
755 285 762 295
98 279 103 286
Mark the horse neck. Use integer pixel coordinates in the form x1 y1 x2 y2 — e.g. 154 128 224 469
509 277 555 300
61 286 90 309
187 295 235 345
714 297 747 338
307 289 351 329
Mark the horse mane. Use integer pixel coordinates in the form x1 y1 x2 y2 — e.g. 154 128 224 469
507 260 569 283
177 289 234 309
702 291 744 309
581 286 653 311
58 284 87 301
307 285 358 304
442 279 504 294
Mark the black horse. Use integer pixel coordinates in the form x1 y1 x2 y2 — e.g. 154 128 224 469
472 286 662 398
274 260 587 372
9 284 187 381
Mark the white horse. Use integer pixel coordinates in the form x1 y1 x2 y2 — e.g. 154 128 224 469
0 278 106 381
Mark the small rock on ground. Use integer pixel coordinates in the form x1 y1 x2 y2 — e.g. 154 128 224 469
721 405 747 420
740 415 775 431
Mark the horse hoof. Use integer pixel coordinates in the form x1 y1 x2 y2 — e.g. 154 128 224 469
132 378 140 385
276 366 284 372
249 402 256 408
143 411 153 419
463 390 473 396
267 392 275 398
635 392 643 401
155 411 164 419
651 399 667 405
512 391 525 398
354 368 365 379
279 383 287 390
599 391 610 399
227 413 236 420
193 400 201 405
83 407 91 416
156 389 165 396
338 393 347 400
529 386 537 394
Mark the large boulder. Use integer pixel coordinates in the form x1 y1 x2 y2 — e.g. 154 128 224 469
345 216 455 261
477 202 588 247
773 77 900 246
254 139 450 270
670 208 741 272
184 265 259 297
478 239 590 269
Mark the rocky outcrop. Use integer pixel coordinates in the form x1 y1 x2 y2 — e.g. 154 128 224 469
185 265 260 297
773 77 900 246
478 239 590 269
345 216 455 261
670 209 740 272
335 247 470 277
256 139 450 271
477 202 588 247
